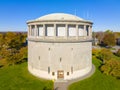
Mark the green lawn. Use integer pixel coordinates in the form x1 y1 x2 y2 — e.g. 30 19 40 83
0 62 53 90
1 58 120 90
68 57 120 90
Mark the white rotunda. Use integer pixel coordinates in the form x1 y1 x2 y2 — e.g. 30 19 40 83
27 13 93 80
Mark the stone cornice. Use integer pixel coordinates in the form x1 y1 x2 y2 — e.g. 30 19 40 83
27 20 93 25
28 37 93 43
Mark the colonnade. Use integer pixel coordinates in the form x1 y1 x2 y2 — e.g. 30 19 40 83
28 24 92 38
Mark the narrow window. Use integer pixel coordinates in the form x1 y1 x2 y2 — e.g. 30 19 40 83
48 67 50 74
39 56 40 60
48 48 50 51
71 48 73 50
52 72 55 76
86 26 89 36
71 66 73 74
60 57 62 62
67 72 69 76
38 27 39 36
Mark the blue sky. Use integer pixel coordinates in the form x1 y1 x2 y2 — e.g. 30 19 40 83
0 0 120 32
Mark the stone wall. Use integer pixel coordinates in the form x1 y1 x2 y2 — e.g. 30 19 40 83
28 41 92 80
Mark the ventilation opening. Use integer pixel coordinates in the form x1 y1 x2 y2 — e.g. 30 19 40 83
48 67 50 74
52 72 55 76
39 56 40 60
67 72 69 76
60 57 62 62
71 66 73 74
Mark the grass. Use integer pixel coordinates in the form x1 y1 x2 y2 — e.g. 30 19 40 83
0 62 53 90
68 57 120 90
1 57 120 90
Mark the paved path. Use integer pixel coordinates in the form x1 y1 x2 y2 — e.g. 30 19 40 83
54 80 68 90
54 65 95 90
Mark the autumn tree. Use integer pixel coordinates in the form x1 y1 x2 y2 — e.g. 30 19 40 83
5 32 26 50
95 31 104 44
17 46 28 63
114 32 120 39
0 32 27 66
102 32 116 47
101 59 120 79
0 33 5 50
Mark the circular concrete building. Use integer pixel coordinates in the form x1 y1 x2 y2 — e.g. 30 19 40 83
27 13 93 80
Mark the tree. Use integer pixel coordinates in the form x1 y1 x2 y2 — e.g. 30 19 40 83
114 32 120 39
5 32 26 50
0 32 27 67
105 29 113 33
17 46 28 63
95 31 104 44
102 32 116 47
0 33 5 50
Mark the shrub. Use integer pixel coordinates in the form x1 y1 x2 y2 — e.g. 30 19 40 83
116 49 120 57
100 59 120 79
92 48 100 56
97 48 113 63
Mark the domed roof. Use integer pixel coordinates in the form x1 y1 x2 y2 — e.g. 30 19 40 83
27 13 93 24
35 13 84 21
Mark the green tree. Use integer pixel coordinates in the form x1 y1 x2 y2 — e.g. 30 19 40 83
105 29 113 33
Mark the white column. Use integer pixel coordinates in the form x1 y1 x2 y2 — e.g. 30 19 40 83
54 24 56 39
31 25 33 36
36 25 38 37
84 25 86 36
65 24 68 39
32 25 34 36
43 24 45 38
76 24 79 40
28 25 30 36
34 25 37 37
89 26 92 37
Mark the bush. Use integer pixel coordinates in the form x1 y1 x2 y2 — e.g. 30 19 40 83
102 32 116 47
97 48 113 63
100 59 120 79
92 48 100 56
116 49 120 57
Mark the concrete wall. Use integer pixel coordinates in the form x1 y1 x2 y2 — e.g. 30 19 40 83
28 41 92 80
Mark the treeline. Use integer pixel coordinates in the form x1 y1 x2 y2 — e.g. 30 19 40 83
93 30 120 47
0 32 27 67
92 48 120 79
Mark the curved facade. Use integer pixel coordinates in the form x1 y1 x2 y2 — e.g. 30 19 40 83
27 13 93 80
